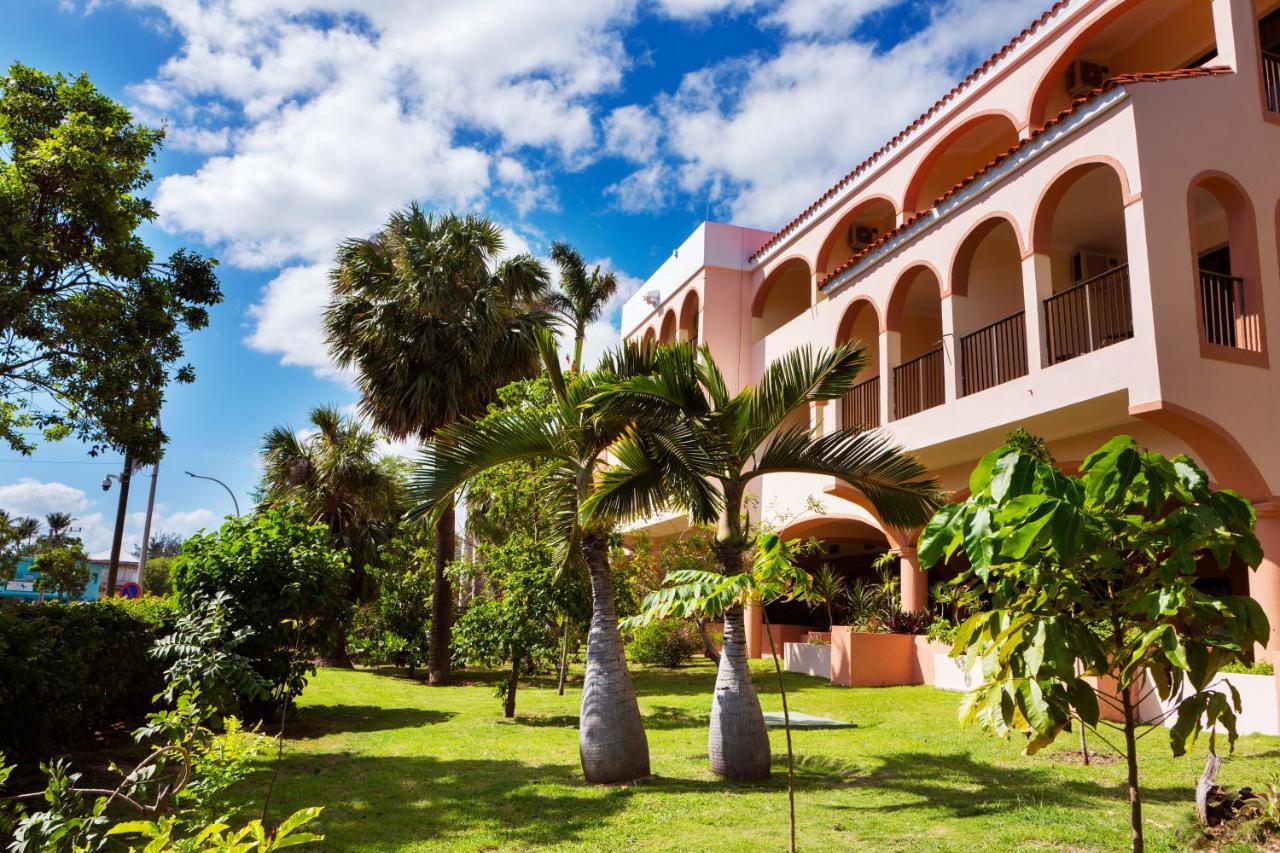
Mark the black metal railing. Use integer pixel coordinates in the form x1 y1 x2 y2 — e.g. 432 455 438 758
841 376 880 430
1043 265 1133 364
893 347 945 419
960 311 1028 396
1200 270 1261 351
1264 51 1280 112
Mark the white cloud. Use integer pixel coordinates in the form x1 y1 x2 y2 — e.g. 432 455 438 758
651 0 762 20
607 162 674 213
0 478 91 520
764 0 899 37
603 105 662 162
244 263 348 379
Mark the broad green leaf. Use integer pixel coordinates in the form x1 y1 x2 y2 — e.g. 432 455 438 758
1170 693 1208 757
918 503 963 568
969 448 1004 496
990 452 1036 503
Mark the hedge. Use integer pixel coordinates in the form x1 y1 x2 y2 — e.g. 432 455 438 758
0 596 176 764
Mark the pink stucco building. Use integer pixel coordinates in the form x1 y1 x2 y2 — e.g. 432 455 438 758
622 0 1280 667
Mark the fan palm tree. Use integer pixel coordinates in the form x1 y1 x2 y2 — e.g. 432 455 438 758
260 405 403 663
548 241 619 373
325 206 552 685
407 332 712 783
45 512 74 543
587 342 940 781
14 516 39 547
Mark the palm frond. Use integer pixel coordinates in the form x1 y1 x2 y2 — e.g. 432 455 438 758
742 343 868 451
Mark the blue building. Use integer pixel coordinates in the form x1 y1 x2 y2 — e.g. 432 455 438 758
1 556 140 602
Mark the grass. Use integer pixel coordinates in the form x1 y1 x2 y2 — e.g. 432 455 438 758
237 661 1280 851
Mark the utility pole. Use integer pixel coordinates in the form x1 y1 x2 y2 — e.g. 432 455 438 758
105 452 134 598
137 457 160 589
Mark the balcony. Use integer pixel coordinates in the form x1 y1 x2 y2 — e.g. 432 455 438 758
1043 265 1134 364
960 311 1028 396
1200 270 1262 351
841 376 880 430
1265 51 1280 113
893 347 944 420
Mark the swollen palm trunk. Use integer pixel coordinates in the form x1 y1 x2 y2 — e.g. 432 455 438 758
579 532 650 784
708 603 771 781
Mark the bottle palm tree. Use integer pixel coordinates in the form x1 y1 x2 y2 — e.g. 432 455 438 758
548 241 619 373
407 332 709 783
260 405 403 664
45 512 74 544
587 342 940 781
325 206 552 685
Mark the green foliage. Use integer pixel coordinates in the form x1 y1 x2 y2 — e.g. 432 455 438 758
143 555 178 595
134 531 186 559
0 599 173 762
107 806 324 851
925 620 960 646
350 523 435 672
31 538 90 600
810 564 846 628
174 504 350 716
0 511 32 581
1220 659 1274 675
152 592 269 718
625 620 701 667
0 63 222 459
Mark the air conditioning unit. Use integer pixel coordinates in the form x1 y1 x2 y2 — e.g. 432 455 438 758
1065 60 1110 97
1071 250 1120 284
642 289 661 307
826 543 842 556
846 224 879 249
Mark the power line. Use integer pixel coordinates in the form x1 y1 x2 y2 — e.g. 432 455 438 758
0 458 120 466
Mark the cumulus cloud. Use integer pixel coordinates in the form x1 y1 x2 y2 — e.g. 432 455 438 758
603 105 663 162
0 478 91 520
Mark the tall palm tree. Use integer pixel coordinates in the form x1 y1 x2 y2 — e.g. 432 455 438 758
548 242 619 373
45 512 74 543
14 516 39 547
407 332 710 783
260 404 403 664
588 342 940 781
325 206 552 685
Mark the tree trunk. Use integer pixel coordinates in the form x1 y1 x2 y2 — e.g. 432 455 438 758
557 617 571 695
578 530 650 784
697 619 721 664
428 501 456 686
1121 683 1144 853
505 657 519 719
709 602 772 781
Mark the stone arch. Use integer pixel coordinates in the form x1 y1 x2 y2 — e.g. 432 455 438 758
752 256 812 342
1188 170 1267 359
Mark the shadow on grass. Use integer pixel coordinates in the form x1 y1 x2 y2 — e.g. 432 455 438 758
288 706 455 739
503 706 708 731
837 750 1191 817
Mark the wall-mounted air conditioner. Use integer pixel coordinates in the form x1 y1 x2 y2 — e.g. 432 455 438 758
1071 250 1120 284
1065 60 1110 97
846 224 879 250
642 290 661 307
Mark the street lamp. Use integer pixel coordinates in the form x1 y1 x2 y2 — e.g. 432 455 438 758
185 471 241 517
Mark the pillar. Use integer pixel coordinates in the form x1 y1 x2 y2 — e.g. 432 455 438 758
1212 0 1262 80
940 294 959 402
898 546 928 613
745 598 764 659
1021 252 1053 371
880 328 899 422
1252 511 1280 663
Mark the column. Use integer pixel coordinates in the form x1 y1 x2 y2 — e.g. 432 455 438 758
898 546 928 613
745 598 765 659
1252 511 1280 663
880 328 899 422
1211 0 1262 80
940 294 959 402
1021 252 1053 372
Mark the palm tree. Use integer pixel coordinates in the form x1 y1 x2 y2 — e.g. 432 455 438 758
548 242 619 373
260 405 403 664
45 512 74 543
14 516 39 547
325 206 552 685
407 332 707 783
810 564 846 629
587 342 940 781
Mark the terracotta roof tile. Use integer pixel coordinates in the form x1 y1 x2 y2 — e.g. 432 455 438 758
748 0 1074 262
816 66 1232 291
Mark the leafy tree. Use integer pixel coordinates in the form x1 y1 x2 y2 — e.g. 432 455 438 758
548 242 618 373
810 564 846 629
132 531 185 559
355 521 436 676
409 332 676 783
326 206 552 685
589 342 939 781
141 555 176 595
613 529 722 661
260 405 403 663
32 539 90 600
0 63 221 460
0 512 30 581
173 504 349 718
918 435 1270 852
43 512 73 543
453 535 568 717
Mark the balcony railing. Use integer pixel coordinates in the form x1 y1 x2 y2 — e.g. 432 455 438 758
841 376 880 430
960 311 1028 396
1264 51 1280 113
1043 265 1133 364
1200 270 1261 352
893 346 945 420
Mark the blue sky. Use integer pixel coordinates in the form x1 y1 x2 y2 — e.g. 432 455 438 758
0 0 1048 556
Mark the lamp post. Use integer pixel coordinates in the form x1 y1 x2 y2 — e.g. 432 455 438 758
101 453 134 598
184 471 240 517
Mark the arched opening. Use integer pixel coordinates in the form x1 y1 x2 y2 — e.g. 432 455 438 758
768 517 894 635
887 266 944 419
678 290 700 345
835 300 881 429
753 258 812 342
642 326 657 348
951 217 1029 395
816 198 898 277
1029 0 1218 128
1035 162 1133 364
902 114 1020 215
658 309 677 344
1259 0 1280 112
1189 174 1265 354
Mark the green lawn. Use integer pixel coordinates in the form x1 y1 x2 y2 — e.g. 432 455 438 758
242 661 1280 851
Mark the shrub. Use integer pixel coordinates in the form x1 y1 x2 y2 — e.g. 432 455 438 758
141 555 177 596
884 608 933 635
1221 659 1275 676
0 598 175 763
626 620 701 667
925 619 959 646
174 504 349 717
